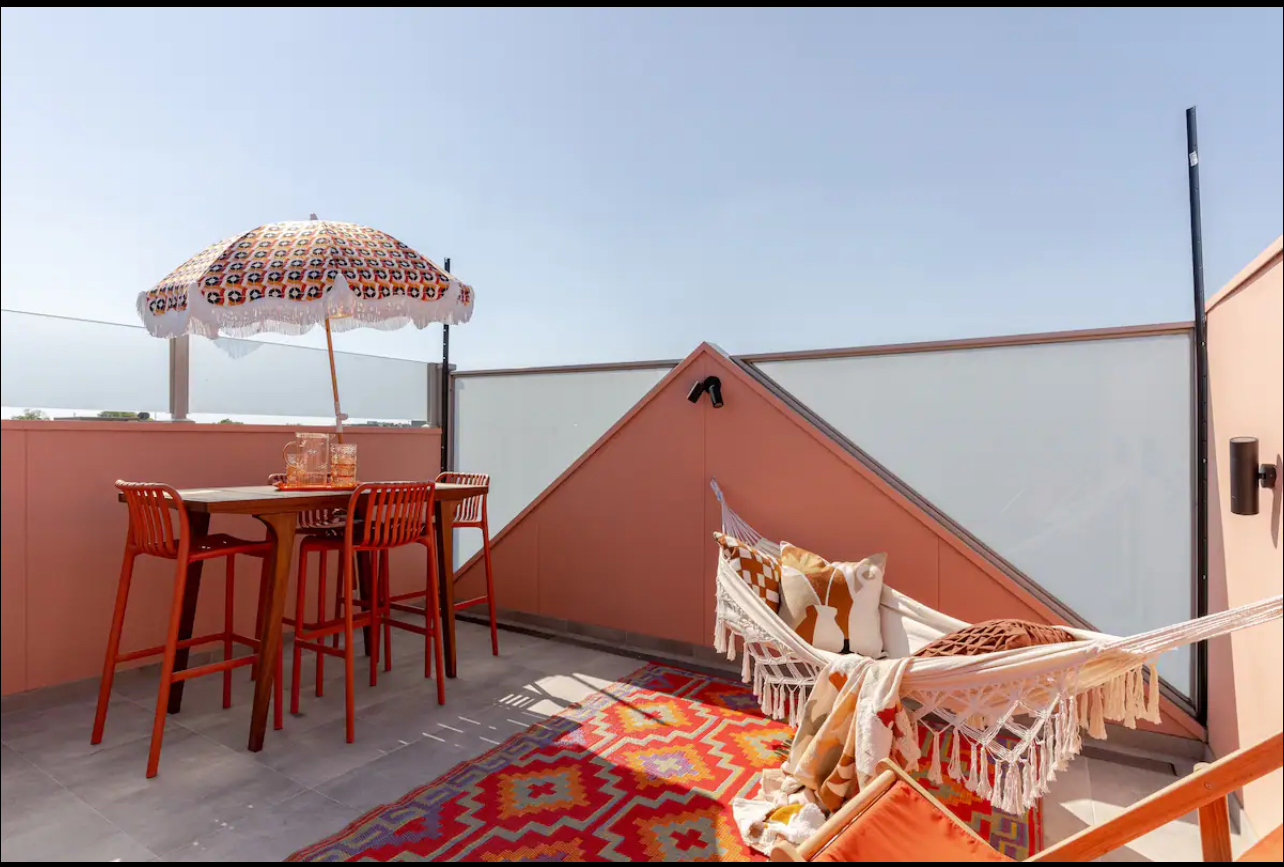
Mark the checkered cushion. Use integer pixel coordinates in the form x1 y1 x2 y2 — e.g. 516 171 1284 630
714 532 782 611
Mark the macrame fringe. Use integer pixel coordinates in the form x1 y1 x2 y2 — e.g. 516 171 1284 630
1145 662 1162 723
933 662 1164 814
948 729 963 779
138 280 474 341
928 729 944 784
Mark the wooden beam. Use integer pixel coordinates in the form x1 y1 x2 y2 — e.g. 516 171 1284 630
1198 796 1233 862
1031 732 1282 862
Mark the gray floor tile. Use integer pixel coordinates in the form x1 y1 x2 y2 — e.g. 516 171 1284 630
316 736 476 813
1 693 182 779
0 677 102 718
49 727 304 855
1 797 156 862
163 790 357 862
1 745 157 862
2 746 68 842
243 712 417 790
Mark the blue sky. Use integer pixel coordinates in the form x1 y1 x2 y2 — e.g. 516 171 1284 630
2 8 1281 369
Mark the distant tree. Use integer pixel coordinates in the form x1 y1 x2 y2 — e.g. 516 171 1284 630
12 409 48 420
218 418 243 425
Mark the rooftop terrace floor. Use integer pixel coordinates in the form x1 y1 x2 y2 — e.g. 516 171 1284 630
0 622 1255 862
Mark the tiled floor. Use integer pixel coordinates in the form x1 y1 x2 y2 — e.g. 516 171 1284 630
0 623 1255 862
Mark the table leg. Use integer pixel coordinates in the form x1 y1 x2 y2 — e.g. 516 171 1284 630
356 552 375 656
248 512 296 752
434 500 457 678
167 512 210 714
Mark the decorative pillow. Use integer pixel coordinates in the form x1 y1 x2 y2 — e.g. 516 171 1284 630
912 619 1077 659
779 543 887 657
714 532 782 611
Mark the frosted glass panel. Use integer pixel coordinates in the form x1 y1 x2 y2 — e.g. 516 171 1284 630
756 334 1194 694
1 310 169 415
453 366 673 564
190 337 429 422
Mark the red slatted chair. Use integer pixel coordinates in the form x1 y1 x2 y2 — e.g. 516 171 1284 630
92 482 282 778
432 471 498 656
289 481 444 742
270 473 351 702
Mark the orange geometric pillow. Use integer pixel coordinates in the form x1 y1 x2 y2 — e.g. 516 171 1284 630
714 532 782 611
913 619 1077 659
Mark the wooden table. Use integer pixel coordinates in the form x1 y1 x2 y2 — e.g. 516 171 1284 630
118 482 484 753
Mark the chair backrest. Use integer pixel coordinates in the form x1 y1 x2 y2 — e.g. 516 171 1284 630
116 481 189 557
348 481 436 549
771 759 1011 863
435 471 489 523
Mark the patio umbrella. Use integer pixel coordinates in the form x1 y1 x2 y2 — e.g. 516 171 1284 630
135 218 474 437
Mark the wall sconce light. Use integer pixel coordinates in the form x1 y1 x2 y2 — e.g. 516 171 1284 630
687 375 724 408
1229 437 1278 516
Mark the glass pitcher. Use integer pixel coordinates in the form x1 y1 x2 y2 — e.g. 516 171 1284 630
283 432 332 486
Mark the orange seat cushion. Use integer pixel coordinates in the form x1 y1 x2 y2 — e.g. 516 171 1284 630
814 780 1014 862
1238 824 1282 863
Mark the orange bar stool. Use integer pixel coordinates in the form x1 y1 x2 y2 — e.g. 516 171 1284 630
379 486 446 687
435 471 499 656
289 481 445 742
92 482 283 778
279 503 350 701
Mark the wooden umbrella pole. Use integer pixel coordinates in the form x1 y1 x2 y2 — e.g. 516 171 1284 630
324 314 344 443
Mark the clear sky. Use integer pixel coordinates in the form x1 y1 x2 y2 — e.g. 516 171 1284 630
2 8 1281 370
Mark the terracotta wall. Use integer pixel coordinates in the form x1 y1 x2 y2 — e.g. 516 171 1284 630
455 343 1200 739
1206 237 1284 836
0 421 441 696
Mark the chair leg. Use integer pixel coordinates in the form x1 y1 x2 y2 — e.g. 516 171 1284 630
481 518 498 656
315 549 327 698
426 543 446 706
291 547 309 715
223 555 235 710
369 554 381 688
91 548 137 745
343 552 356 744
147 555 192 778
380 551 392 673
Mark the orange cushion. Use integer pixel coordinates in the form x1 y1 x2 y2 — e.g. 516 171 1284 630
814 780 1013 863
914 619 1076 658
1238 824 1283 862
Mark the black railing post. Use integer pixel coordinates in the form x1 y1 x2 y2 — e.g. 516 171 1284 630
440 256 452 474
1186 106 1210 722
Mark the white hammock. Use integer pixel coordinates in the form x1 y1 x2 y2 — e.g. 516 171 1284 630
711 479 1283 813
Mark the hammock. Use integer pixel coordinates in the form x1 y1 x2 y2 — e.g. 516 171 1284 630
711 480 1283 816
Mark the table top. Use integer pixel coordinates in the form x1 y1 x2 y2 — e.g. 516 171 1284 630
116 483 486 514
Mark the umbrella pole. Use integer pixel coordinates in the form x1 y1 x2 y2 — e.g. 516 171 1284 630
324 315 344 443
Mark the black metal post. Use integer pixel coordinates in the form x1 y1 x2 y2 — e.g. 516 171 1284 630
1186 107 1209 722
440 256 451 474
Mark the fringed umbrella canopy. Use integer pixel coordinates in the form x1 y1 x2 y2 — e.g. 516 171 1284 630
136 219 474 339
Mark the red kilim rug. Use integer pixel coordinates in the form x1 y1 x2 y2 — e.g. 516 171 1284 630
289 663 1040 862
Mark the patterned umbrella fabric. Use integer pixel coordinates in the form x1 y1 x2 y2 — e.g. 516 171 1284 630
136 220 474 339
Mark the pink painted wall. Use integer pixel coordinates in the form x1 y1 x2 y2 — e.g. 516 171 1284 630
454 344 1200 739
0 421 440 696
1206 237 1284 836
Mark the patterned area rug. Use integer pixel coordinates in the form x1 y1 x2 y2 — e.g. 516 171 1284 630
289 663 1039 862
